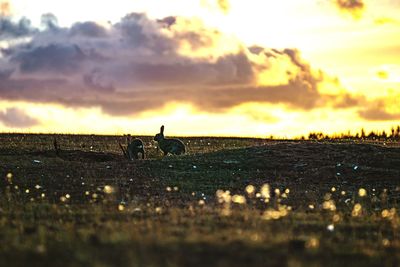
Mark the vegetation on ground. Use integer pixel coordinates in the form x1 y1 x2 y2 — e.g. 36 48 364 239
1 134 400 267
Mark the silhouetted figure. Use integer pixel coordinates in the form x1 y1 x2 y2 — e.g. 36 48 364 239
154 125 185 156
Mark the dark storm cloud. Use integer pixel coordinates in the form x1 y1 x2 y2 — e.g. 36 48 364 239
0 77 69 102
157 16 176 28
41 13 59 31
70 22 108 38
334 0 365 17
11 43 87 73
214 52 254 84
0 17 35 38
0 68 13 79
83 69 115 92
115 13 175 53
283 48 311 72
0 12 363 116
0 107 39 127
128 52 254 86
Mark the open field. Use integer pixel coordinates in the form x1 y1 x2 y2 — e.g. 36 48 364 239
1 134 400 267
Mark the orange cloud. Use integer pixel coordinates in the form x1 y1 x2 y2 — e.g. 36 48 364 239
359 107 400 121
0 1 10 16
335 0 365 18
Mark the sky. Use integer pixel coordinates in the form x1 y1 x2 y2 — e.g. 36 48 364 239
0 0 399 137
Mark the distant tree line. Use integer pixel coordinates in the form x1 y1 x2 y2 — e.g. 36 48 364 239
303 125 400 141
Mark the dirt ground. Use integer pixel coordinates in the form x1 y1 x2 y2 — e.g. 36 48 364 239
1 134 400 267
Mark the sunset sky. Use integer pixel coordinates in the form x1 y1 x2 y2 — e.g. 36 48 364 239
0 0 399 137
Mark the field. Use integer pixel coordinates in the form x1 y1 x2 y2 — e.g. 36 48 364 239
1 134 400 267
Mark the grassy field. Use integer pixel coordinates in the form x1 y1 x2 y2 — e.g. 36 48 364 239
1 133 400 267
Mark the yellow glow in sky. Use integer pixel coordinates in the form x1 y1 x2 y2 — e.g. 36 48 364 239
0 100 396 138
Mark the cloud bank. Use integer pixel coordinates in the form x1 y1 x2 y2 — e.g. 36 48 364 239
0 10 381 120
0 107 39 127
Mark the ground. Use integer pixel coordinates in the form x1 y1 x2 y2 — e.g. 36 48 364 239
0 134 400 267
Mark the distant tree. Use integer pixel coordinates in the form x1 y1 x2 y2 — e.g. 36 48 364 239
368 131 377 140
361 128 366 139
303 125 400 141
308 133 315 140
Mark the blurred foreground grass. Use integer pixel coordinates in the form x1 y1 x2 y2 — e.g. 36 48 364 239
1 134 400 267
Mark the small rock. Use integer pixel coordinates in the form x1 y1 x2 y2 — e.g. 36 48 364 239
223 160 240 164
